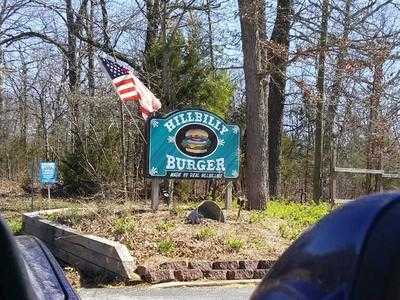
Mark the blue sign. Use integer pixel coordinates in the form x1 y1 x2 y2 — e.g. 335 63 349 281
147 109 240 179
39 161 58 184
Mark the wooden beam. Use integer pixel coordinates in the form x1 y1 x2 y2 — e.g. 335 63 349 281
334 167 384 175
22 210 137 280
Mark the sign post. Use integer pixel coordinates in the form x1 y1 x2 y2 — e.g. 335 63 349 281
151 178 161 210
39 161 58 200
147 109 240 210
29 161 35 211
225 182 233 210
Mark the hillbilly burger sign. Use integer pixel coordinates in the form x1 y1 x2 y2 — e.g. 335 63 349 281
147 109 240 179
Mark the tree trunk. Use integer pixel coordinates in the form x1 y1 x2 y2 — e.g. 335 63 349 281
38 95 49 160
19 59 28 168
312 0 330 202
145 0 160 55
87 0 95 97
99 0 111 48
365 48 386 193
66 0 78 92
267 0 292 198
161 1 172 108
238 0 269 210
205 0 215 69
324 0 352 183
66 0 81 153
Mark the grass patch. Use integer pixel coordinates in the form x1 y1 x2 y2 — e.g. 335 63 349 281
226 237 244 252
157 239 176 255
249 211 266 224
156 219 176 232
113 216 136 235
195 227 216 241
278 224 300 240
48 206 83 224
250 238 265 251
265 200 330 240
7 218 22 235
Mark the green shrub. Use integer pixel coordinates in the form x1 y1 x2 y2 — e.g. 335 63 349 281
226 237 244 252
157 239 176 255
195 227 216 241
7 218 22 235
60 151 96 196
113 217 136 235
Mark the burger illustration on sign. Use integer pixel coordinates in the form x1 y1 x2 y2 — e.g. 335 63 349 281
176 124 218 158
181 129 211 154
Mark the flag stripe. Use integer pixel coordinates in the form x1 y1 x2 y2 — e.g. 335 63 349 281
118 87 137 95
113 78 135 87
116 83 135 91
120 91 139 99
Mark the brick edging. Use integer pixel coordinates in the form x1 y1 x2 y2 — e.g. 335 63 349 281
136 259 275 283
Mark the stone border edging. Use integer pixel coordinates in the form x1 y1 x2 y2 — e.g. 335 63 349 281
22 209 137 280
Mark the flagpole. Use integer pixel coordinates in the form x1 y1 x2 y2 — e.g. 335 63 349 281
118 99 128 199
121 101 146 143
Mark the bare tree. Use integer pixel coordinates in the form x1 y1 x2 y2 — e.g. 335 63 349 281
312 0 330 201
238 0 269 209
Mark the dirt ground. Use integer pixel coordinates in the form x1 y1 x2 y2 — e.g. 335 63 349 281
49 201 292 268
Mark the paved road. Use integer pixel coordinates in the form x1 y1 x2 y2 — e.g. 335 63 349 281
79 285 256 300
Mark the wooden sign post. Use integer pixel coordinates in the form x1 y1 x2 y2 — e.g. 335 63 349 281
225 182 232 210
151 178 161 210
47 185 51 200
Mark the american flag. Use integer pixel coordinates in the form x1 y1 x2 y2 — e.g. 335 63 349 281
99 57 161 119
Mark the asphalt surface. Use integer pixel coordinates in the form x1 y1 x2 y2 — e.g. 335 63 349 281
78 285 256 300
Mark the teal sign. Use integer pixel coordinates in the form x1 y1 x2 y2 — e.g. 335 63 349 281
147 109 240 179
39 161 58 185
